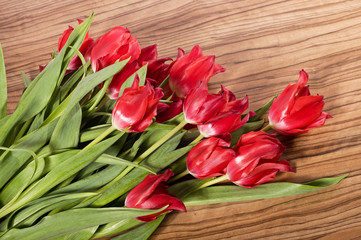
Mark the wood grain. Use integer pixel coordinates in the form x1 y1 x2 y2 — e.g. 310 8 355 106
1 0 361 239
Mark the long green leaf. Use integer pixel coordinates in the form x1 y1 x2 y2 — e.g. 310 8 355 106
112 214 165 240
49 103 82 150
50 59 128 137
0 14 93 145
92 218 140 239
0 133 124 218
0 43 7 119
182 175 347 206
0 119 58 189
249 96 276 121
9 193 97 229
1 207 165 240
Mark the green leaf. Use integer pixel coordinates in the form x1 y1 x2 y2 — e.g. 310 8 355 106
0 120 58 189
231 120 264 146
182 175 348 206
112 214 165 240
0 133 124 218
0 43 7 119
50 59 128 137
97 154 156 174
249 96 276 121
92 218 140 239
0 14 93 145
51 226 98 240
21 71 31 88
80 124 112 143
60 62 90 101
117 64 147 97
49 103 82 150
169 178 211 199
9 193 97 229
1 207 166 240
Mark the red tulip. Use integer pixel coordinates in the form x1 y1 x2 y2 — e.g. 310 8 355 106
58 19 94 71
187 137 236 179
227 131 294 188
268 70 332 135
184 81 226 124
169 45 225 98
125 169 186 222
112 76 163 132
197 86 254 137
90 26 141 72
184 82 252 137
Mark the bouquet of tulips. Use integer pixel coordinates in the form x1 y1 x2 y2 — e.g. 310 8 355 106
0 13 345 240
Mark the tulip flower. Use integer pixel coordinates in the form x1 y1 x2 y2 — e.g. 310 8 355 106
169 45 225 98
197 86 255 137
58 19 94 71
125 169 186 222
112 76 163 132
90 26 141 72
227 131 294 188
184 81 252 137
187 137 236 179
268 70 332 135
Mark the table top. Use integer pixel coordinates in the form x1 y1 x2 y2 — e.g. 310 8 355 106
1 0 360 239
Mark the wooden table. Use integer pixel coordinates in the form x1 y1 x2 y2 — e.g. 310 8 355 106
1 0 360 239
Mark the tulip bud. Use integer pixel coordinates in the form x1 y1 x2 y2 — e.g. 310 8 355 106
268 70 332 135
169 45 225 98
187 137 236 179
112 76 163 132
227 131 294 188
125 169 186 222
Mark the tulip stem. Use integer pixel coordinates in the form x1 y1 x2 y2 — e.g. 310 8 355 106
261 124 272 132
169 170 189 183
88 119 188 206
197 175 229 189
189 134 204 146
83 125 116 150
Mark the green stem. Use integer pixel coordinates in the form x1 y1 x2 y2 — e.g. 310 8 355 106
197 175 229 189
83 126 116 150
189 134 204 145
260 124 272 132
169 169 189 183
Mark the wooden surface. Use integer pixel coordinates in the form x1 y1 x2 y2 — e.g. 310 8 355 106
1 0 361 239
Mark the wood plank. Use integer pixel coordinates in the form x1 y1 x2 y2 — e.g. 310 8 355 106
1 0 360 239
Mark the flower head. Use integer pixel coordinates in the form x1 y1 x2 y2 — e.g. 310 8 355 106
112 76 163 132
90 26 141 72
184 82 252 137
187 137 236 179
169 45 225 98
125 169 186 222
269 70 332 135
227 131 294 188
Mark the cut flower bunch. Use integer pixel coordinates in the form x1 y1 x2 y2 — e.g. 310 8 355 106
0 13 345 240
